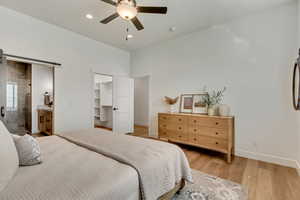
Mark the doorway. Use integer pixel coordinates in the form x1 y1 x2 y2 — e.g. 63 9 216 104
133 76 150 137
0 58 54 136
5 60 32 135
94 74 113 131
93 73 135 134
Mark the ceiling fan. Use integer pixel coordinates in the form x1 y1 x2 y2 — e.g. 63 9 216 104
100 0 168 31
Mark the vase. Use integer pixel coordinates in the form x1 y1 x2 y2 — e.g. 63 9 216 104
218 104 230 116
207 106 215 116
169 104 177 113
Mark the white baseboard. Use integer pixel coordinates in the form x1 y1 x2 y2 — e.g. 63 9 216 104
236 149 299 170
296 161 300 176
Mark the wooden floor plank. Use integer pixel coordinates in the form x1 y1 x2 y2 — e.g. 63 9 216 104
132 127 300 200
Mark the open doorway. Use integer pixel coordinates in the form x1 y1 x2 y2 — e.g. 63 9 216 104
133 76 150 137
5 60 32 135
94 74 113 131
1 60 54 136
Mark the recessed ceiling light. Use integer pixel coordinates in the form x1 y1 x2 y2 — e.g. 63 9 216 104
86 14 93 19
169 27 176 32
127 34 133 39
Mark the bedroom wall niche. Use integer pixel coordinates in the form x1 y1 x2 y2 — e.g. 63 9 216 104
94 74 113 131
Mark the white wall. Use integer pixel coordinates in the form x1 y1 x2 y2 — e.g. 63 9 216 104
0 6 130 133
31 64 53 133
134 76 150 127
131 2 299 168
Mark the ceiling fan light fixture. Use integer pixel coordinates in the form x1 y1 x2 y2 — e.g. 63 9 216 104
117 1 137 20
86 14 93 19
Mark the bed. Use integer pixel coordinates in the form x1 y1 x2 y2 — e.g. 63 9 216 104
0 128 192 200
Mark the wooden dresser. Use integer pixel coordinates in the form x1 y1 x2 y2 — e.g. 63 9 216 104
158 113 234 163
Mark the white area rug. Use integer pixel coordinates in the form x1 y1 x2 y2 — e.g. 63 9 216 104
173 170 248 200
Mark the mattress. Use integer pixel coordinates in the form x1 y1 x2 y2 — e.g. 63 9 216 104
0 136 140 200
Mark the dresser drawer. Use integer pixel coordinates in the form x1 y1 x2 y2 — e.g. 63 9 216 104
159 114 170 122
197 136 228 152
189 132 199 144
159 122 169 130
189 117 229 129
159 123 186 132
171 115 187 124
170 124 186 132
189 126 228 140
167 130 178 140
177 132 188 142
159 129 169 138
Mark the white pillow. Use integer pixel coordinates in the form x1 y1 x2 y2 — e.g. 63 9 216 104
13 135 42 166
0 121 19 192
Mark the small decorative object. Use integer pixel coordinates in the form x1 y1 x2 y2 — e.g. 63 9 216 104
218 104 230 116
44 92 51 106
180 94 194 113
203 87 226 116
192 93 208 114
207 106 215 116
164 96 179 113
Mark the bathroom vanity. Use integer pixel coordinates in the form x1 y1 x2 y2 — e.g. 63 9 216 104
38 106 53 135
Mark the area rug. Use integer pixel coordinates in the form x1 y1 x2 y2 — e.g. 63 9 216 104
173 170 248 200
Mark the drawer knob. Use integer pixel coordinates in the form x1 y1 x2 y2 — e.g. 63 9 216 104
216 122 219 125
216 132 219 135
163 125 166 127
194 129 197 132
178 119 182 121
179 135 182 138
194 120 197 123
215 142 219 145
194 138 197 141
178 127 182 130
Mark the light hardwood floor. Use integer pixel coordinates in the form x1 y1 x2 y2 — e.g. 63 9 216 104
132 126 300 200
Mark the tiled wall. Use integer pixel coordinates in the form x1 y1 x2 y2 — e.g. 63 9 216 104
6 60 31 134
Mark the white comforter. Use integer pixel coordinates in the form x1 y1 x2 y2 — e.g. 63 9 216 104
0 136 140 200
58 129 193 200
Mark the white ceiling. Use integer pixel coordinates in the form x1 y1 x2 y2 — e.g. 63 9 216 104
0 0 293 51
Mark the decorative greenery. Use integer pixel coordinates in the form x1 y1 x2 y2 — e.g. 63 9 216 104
164 96 179 105
203 87 226 107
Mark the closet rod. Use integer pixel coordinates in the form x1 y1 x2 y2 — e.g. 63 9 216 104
0 49 61 66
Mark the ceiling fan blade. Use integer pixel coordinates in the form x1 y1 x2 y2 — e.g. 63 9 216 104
137 6 168 14
100 0 117 6
100 13 119 24
131 17 144 31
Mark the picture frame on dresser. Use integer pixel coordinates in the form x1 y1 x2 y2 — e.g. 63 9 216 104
179 94 194 113
192 93 208 115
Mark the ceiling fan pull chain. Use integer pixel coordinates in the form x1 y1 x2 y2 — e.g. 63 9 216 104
125 24 130 41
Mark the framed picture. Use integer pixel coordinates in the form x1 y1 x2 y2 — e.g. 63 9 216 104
180 94 194 113
192 93 208 114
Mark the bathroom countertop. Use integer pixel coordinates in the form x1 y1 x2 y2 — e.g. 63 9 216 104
37 105 53 111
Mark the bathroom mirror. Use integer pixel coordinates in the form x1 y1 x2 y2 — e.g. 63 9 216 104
293 49 300 110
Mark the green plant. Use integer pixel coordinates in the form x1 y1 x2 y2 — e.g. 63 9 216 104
203 87 226 107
